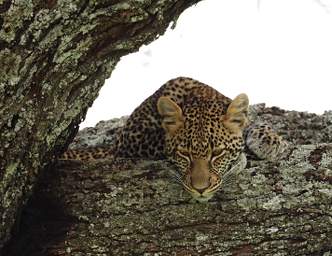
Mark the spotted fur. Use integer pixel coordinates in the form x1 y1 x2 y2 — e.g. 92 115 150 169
60 77 287 202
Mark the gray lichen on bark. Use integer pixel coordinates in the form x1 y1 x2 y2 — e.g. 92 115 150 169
0 0 331 254
3 105 332 255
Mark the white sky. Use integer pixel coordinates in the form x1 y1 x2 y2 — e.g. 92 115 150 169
82 0 332 128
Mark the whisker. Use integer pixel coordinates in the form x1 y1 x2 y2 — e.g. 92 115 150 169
169 170 184 184
169 170 181 179
181 182 193 192
222 172 237 185
170 176 182 184
208 185 221 193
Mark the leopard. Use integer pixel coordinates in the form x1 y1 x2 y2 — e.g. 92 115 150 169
61 77 288 202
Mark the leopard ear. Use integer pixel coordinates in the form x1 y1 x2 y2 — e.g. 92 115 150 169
157 96 184 135
223 93 249 133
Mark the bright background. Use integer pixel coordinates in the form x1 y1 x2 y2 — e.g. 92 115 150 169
81 0 332 128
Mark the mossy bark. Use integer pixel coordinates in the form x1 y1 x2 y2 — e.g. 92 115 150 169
0 0 202 250
3 144 332 255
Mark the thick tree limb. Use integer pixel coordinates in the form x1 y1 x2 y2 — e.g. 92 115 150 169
3 105 332 255
3 144 332 255
0 0 202 249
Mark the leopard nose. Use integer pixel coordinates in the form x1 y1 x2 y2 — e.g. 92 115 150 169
191 158 211 194
191 181 211 194
194 187 208 194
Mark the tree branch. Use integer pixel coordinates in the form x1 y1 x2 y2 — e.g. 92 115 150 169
3 105 332 255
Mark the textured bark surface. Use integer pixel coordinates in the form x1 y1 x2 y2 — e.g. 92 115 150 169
3 105 332 255
0 0 202 250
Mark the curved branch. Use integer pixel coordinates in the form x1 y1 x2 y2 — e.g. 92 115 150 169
0 0 202 249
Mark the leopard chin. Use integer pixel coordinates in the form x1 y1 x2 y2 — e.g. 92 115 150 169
190 195 214 203
189 192 215 203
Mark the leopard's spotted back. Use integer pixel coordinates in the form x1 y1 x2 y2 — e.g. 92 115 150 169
59 77 211 161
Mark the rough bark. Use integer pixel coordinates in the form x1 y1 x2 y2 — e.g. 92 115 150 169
2 105 332 255
0 0 202 250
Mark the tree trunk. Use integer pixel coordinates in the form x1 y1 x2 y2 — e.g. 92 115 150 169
2 106 332 255
2 144 332 256
0 0 202 250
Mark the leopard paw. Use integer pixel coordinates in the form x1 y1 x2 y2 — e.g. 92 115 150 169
245 124 289 161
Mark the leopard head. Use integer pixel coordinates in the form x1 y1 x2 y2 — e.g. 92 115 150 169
157 93 249 202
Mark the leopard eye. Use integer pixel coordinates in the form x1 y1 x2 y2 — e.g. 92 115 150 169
177 149 190 159
211 148 225 158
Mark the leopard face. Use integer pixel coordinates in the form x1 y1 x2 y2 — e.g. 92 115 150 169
157 93 249 202
166 117 245 202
